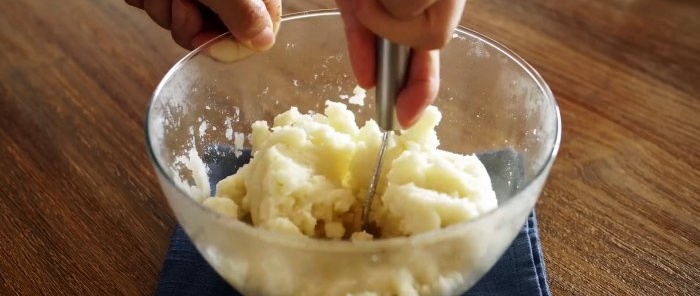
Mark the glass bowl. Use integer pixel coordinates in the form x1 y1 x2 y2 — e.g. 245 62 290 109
146 10 560 296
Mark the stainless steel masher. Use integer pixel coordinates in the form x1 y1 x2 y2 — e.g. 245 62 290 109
361 38 411 230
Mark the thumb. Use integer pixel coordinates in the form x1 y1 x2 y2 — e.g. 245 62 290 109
200 0 276 51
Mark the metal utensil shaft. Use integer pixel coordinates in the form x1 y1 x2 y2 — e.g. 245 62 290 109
361 38 411 231
361 130 391 230
375 38 411 132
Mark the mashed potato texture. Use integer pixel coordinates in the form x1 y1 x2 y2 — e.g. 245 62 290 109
206 101 497 239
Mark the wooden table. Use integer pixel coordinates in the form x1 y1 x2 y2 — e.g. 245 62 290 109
1 1 697 295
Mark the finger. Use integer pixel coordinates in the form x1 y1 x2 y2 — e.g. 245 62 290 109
191 5 228 48
200 0 275 51
125 0 144 8
144 0 173 29
263 0 282 33
380 0 440 20
336 0 376 89
170 0 203 49
396 50 439 128
356 0 466 49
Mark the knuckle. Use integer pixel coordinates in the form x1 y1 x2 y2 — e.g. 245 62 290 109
418 25 451 49
420 21 453 50
235 1 267 38
381 0 423 20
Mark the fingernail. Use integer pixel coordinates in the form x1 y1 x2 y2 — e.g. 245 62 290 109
250 27 274 51
171 0 186 30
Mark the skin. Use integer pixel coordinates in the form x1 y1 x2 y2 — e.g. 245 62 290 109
126 0 467 128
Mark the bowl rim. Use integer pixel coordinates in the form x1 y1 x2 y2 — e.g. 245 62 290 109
145 9 562 251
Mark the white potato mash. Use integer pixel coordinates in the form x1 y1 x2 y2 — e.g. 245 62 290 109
204 101 497 239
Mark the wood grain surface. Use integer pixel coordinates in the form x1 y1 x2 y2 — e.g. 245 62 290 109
1 0 698 295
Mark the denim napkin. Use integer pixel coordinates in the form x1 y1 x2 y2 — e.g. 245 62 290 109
155 147 551 296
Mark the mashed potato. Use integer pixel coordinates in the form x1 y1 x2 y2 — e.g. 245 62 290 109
205 101 497 239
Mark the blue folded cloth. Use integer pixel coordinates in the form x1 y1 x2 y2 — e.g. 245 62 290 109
155 147 551 296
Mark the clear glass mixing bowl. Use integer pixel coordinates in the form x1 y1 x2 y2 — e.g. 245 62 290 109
146 10 560 296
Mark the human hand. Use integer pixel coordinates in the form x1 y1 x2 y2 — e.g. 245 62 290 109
125 0 281 51
336 0 467 128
